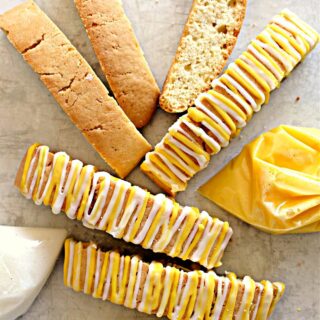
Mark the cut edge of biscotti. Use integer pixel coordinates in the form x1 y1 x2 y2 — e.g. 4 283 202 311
160 0 247 113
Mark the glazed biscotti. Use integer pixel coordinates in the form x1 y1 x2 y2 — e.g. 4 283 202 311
160 0 247 113
141 9 320 195
65 239 285 320
74 0 160 128
0 0 151 178
15 144 233 269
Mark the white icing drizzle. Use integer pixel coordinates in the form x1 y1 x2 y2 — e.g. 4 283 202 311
114 186 147 238
23 146 232 270
167 136 208 167
142 155 181 191
171 121 196 143
201 120 230 148
196 94 232 135
24 148 40 198
133 193 166 244
138 262 161 313
251 283 264 320
222 74 259 112
239 55 276 90
216 228 233 263
165 206 192 255
180 215 202 258
83 172 110 226
272 14 316 47
145 198 173 248
257 281 274 319
102 252 113 301
108 181 131 235
229 62 266 105
266 27 301 61
96 178 130 231
190 271 207 320
52 159 83 214
191 217 223 265
213 78 253 116
182 119 222 153
156 267 176 317
65 164 94 219
124 256 139 308
211 277 230 320
131 260 143 309
157 152 189 182
206 92 246 128
260 30 297 65
84 244 95 294
254 40 294 73
65 239 284 319
247 44 283 81
35 151 65 205
158 144 196 176
235 276 253 320
171 271 186 318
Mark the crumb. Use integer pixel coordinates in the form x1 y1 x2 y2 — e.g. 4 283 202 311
250 23 256 28
295 96 300 103
296 307 301 312
239 135 243 140
85 73 94 81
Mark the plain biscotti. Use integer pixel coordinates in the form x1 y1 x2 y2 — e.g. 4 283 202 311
74 0 160 128
65 239 285 320
0 0 151 178
159 0 247 113
15 144 233 269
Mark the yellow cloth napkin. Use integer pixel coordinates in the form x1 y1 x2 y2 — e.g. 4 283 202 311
198 125 320 234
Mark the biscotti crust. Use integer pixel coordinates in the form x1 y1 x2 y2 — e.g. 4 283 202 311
74 0 160 128
160 0 247 113
0 0 151 178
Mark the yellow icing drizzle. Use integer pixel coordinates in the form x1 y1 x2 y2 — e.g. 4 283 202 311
20 143 39 193
221 273 239 319
64 240 285 319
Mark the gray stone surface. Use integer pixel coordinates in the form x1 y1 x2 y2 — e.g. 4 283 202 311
0 0 319 319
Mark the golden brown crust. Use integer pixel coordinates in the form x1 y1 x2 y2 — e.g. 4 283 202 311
0 1 151 178
74 0 160 128
160 0 247 113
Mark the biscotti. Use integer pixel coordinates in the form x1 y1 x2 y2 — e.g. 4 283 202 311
74 0 160 128
141 9 320 196
159 0 247 113
0 0 151 178
64 239 285 320
15 144 233 269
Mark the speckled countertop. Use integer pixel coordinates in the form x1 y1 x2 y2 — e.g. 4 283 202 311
0 0 319 319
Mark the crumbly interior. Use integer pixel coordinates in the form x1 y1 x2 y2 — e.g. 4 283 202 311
160 0 246 112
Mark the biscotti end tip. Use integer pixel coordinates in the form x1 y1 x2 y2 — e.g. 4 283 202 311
140 161 177 197
159 94 188 114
